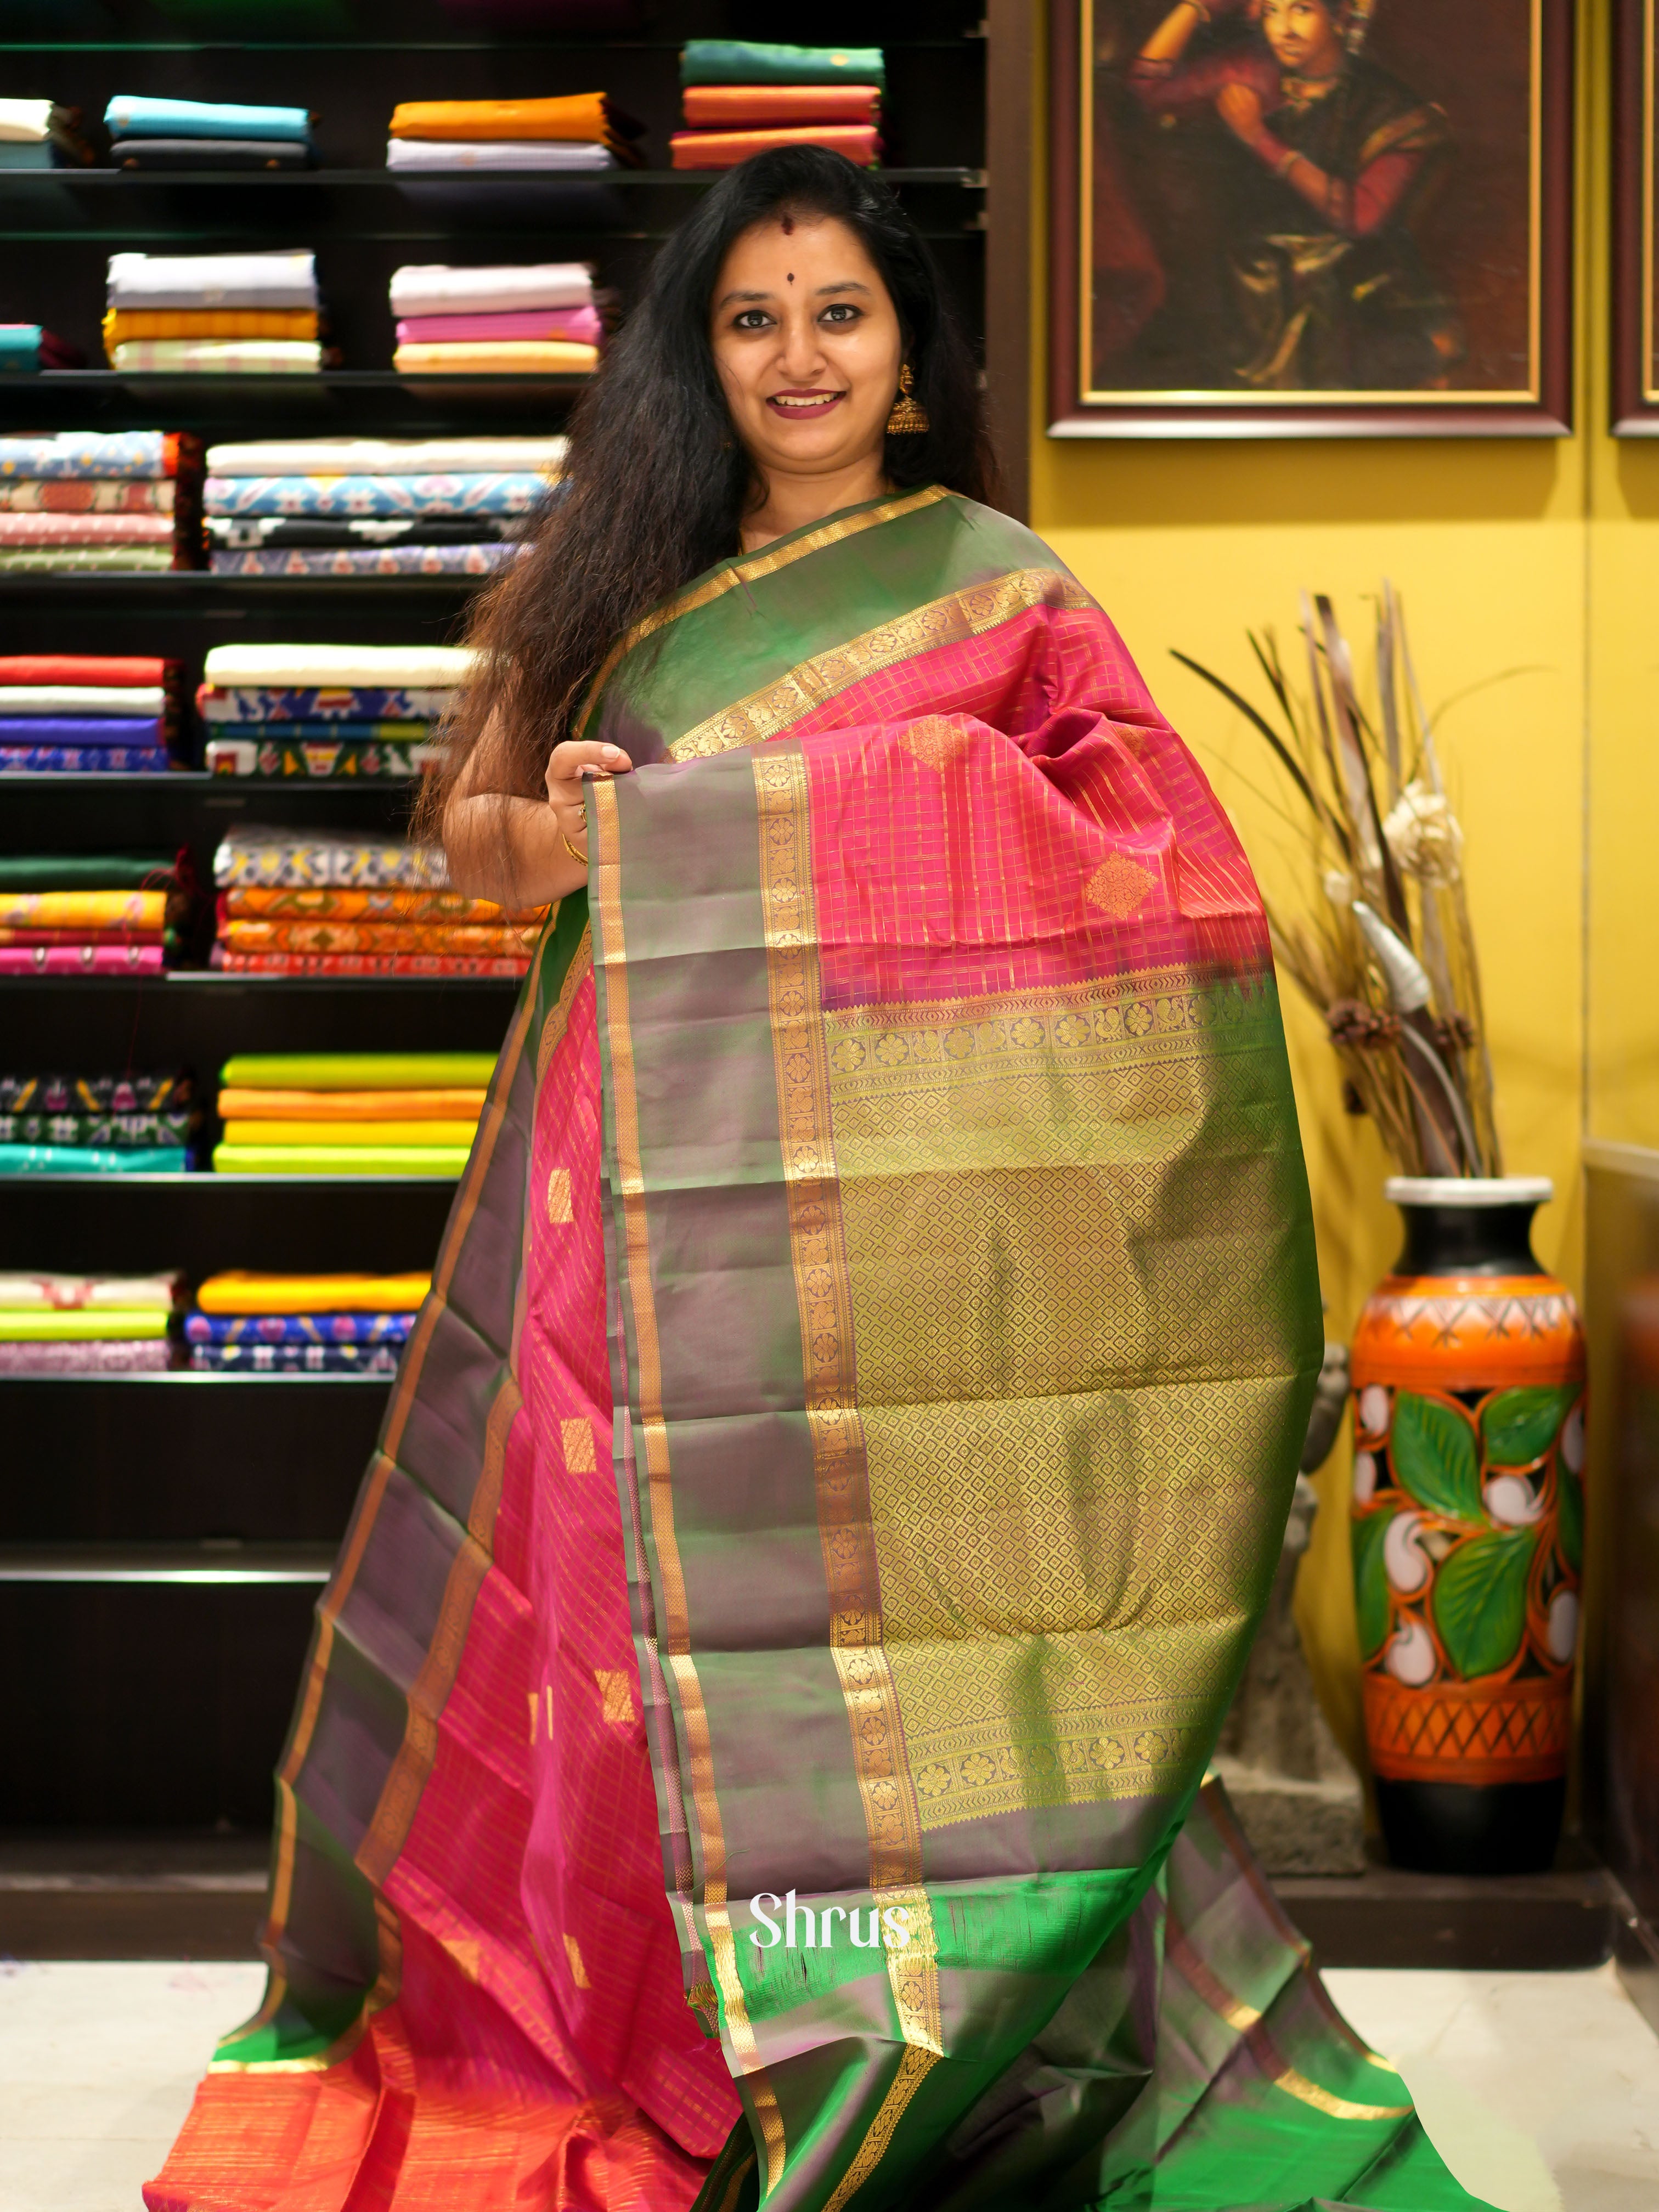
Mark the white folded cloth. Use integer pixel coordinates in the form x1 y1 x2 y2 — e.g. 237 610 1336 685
0 1272 182 1311
111 340 322 374
0 98 53 144
385 139 614 172
202 642 475 688
204 435 568 477
0 685 167 716
388 262 593 317
106 249 319 310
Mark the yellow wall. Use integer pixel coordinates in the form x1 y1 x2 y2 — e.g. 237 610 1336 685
1025 3 1626 1763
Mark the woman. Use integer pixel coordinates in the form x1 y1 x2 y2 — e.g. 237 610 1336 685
149 150 1496 2212
1124 0 1459 389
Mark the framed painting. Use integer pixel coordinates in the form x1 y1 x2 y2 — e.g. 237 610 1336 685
1049 0 1574 436
1615 0 1659 431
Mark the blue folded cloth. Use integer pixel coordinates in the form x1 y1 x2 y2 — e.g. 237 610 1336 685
0 717 164 747
0 746 173 774
103 95 313 145
183 1312 417 1345
0 1145 189 1173
0 326 41 370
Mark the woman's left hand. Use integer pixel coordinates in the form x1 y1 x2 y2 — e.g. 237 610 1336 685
544 738 634 860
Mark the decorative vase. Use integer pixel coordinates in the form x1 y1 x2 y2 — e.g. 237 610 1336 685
1350 1176 1585 1874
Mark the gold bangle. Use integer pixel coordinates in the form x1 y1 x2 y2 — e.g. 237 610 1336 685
561 830 589 866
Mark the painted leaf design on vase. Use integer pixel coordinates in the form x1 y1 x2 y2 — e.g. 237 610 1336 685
1557 1465 1584 1575
1480 1384 1577 1467
1390 1391 1483 1522
1351 1505 1398 1660
1430 1526 1539 1679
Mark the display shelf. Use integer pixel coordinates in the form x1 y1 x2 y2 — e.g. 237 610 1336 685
0 1542 334 1583
0 1368 394 1382
7 165 983 188
0 575 483 608
0 368 591 432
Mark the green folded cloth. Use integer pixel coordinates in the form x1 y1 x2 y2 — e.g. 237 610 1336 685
0 1310 170 1340
0 855 176 891
218 1052 497 1091
681 39 885 88
213 1144 469 1176
0 1144 189 1173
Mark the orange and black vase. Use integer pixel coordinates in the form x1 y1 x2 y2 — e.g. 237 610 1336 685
1350 1177 1585 1873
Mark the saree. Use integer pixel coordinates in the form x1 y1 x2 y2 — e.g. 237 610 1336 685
149 488 1497 2212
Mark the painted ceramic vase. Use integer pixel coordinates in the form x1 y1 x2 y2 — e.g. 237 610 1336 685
1350 1177 1585 1874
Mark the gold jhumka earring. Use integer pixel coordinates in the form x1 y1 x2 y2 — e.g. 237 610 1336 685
885 363 929 434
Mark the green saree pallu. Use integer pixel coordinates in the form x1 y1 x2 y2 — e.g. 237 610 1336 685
149 487 1501 2212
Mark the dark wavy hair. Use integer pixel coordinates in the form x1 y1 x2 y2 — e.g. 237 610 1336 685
415 144 999 840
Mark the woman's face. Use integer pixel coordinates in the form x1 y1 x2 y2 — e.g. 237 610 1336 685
709 212 904 485
1260 0 1344 72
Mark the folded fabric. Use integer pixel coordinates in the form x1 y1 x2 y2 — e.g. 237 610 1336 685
210 517 507 546
0 515 174 546
0 656 171 686
218 1052 495 1090
211 545 518 578
394 307 601 346
105 95 313 143
0 326 41 370
205 472 550 518
0 479 176 515
111 139 315 171
0 549 177 573
213 952 529 977
185 1311 416 1344
189 1341 402 1373
208 718 431 741
389 94 629 144
0 890 167 929
206 643 472 689
0 148 51 170
0 1141 186 1169
199 686 452 724
0 1271 182 1310
0 855 176 891
212 831 447 890
0 717 165 746
205 436 567 476
681 40 885 87
196 1268 432 1313
111 340 322 374
223 919 533 955
393 341 598 374
0 686 167 716
681 84 881 127
388 263 592 317
0 97 53 142
0 1109 189 1143
0 1308 170 1339
206 737 435 776
213 1143 471 1175
105 309 318 346
0 928 167 950
670 124 881 169
221 889 498 922
386 139 613 172
0 943 167 972
0 746 173 772
224 1119 479 1148
0 1074 191 1112
0 431 180 479
216 1086 487 1119
106 251 318 311
0 1338 171 1372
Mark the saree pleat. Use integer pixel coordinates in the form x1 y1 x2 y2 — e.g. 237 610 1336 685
151 489 1502 2212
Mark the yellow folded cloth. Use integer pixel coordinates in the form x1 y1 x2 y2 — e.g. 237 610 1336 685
222 1120 478 1149
213 1146 470 1177
216 1088 488 1120
393 341 599 375
0 889 167 930
390 95 612 142
0 1311 170 1340
197 1271 432 1314
104 308 319 346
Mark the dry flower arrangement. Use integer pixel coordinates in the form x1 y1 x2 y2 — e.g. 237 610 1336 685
1177 586 1499 1178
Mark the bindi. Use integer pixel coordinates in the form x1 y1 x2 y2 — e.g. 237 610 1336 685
786 272 794 284
781 213 795 234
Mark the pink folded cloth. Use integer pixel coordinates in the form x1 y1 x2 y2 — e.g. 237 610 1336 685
393 306 603 346
0 944 166 974
0 1338 173 1372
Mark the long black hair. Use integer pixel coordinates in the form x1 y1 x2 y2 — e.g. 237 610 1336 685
417 144 999 836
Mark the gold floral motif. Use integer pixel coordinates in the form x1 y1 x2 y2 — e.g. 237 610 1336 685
1085 854 1156 918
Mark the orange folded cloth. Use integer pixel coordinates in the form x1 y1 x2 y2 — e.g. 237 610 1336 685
393 341 599 374
391 95 615 143
681 85 881 128
215 1088 488 1120
104 308 319 346
670 124 881 171
221 889 508 922
196 1271 432 1314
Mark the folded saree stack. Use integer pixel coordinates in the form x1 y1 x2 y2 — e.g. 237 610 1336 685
200 640 471 781
386 92 640 176
672 41 884 169
0 653 182 775
187 1269 432 1373
389 263 600 376
212 1054 495 1176
0 848 188 973
104 251 323 375
0 432 201 571
0 1073 196 1171
104 93 317 172
0 1271 182 1373
203 436 562 580
0 95 95 170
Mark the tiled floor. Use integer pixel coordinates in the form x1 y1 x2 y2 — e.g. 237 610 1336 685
2 1957 1656 2209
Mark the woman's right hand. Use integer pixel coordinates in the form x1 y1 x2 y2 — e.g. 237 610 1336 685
545 738 634 861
